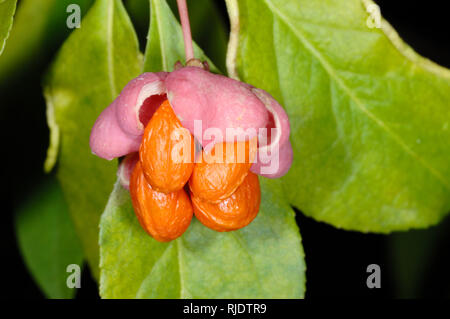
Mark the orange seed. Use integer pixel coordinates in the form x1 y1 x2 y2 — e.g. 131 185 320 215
130 161 193 242
139 100 195 193
191 171 261 232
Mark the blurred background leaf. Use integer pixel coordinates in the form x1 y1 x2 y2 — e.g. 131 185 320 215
15 176 83 299
124 0 149 50
0 0 93 85
167 0 228 72
0 0 17 55
125 0 227 72
144 0 217 72
43 0 142 279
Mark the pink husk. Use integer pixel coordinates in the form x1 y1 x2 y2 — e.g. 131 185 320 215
117 152 139 190
90 73 167 160
250 140 293 178
90 67 293 178
115 72 168 136
89 101 142 160
166 67 268 146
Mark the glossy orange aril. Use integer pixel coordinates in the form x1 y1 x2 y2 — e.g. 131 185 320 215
191 172 261 232
189 138 257 203
132 99 261 240
139 100 195 193
130 161 193 242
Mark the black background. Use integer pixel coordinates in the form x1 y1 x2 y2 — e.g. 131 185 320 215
1 0 449 299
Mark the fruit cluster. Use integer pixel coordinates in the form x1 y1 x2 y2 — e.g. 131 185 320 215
130 100 261 242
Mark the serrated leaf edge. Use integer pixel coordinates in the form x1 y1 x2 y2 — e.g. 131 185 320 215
361 0 450 79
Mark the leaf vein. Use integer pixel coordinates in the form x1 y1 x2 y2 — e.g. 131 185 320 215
154 0 168 71
176 239 189 298
135 243 172 298
229 232 264 293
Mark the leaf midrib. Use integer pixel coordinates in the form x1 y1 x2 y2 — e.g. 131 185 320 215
107 0 117 98
134 242 171 298
134 240 187 298
154 0 169 71
263 0 450 190
134 232 269 298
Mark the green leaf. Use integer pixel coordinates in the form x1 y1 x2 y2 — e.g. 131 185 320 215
99 0 305 298
15 176 83 299
143 0 217 72
100 178 305 298
226 0 450 232
0 0 17 55
0 0 93 84
44 0 142 278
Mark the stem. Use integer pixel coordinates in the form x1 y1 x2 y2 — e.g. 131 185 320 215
176 0 194 62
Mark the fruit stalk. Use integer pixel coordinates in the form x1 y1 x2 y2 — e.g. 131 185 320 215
176 0 194 62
